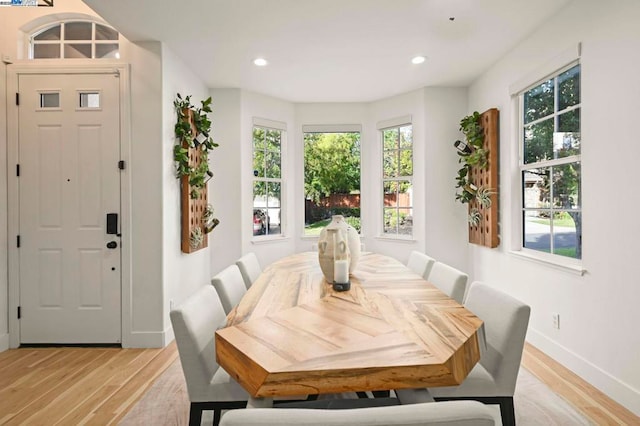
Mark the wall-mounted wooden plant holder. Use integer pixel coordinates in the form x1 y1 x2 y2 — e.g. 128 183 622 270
180 109 208 253
468 108 500 248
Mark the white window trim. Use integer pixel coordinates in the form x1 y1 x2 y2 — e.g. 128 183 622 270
509 47 584 273
379 122 413 239
301 125 363 238
251 123 285 240
28 20 120 60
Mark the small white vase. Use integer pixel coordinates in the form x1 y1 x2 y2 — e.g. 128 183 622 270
318 215 361 274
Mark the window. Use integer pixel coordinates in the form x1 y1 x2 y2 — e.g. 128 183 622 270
303 130 361 236
252 125 283 237
382 124 413 236
30 21 119 59
519 63 581 259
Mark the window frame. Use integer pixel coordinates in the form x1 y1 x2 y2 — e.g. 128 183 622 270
29 20 120 60
301 125 362 238
516 60 583 270
380 121 413 239
251 120 285 241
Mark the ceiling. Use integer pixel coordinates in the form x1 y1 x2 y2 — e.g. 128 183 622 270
82 0 571 103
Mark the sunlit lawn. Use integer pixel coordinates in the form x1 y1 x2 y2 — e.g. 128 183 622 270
304 219 331 236
531 216 576 227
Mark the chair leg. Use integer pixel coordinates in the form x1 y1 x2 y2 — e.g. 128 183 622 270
189 403 203 426
213 408 221 426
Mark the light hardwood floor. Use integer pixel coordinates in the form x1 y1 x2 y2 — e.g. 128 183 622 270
0 341 637 425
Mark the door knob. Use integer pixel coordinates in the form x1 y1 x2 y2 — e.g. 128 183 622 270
106 241 118 249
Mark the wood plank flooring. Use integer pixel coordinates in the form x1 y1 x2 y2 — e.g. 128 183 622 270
0 342 177 425
0 341 637 425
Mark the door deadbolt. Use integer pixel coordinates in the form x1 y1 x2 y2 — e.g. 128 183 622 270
106 241 118 249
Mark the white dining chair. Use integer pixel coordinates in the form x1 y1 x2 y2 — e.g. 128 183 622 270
429 281 531 426
211 264 247 314
170 285 248 426
219 400 495 426
236 252 262 289
427 261 468 304
406 250 436 279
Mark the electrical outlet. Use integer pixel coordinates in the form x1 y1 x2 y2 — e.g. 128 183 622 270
552 313 560 330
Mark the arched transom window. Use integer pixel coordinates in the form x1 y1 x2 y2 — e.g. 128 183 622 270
30 21 119 59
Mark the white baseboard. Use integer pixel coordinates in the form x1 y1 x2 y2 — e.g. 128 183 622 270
527 328 640 417
123 331 166 348
0 333 9 353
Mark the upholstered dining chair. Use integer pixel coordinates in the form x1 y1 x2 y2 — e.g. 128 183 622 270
429 281 531 426
170 285 248 426
219 400 495 426
427 261 468 304
406 250 436 279
211 264 247 314
236 252 262 289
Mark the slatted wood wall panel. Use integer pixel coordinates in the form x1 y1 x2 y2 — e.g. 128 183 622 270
468 108 499 248
180 109 208 253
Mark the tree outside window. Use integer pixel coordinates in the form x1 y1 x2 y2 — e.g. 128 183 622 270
382 125 413 236
520 64 581 259
253 127 282 237
303 132 361 236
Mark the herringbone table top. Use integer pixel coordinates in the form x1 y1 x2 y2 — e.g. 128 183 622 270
215 251 483 398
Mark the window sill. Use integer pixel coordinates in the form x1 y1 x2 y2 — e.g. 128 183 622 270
374 235 417 244
509 249 586 276
251 235 290 245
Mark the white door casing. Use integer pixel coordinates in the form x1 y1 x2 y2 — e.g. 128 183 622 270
7 64 131 345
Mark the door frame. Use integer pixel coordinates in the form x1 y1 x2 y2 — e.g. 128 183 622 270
7 62 132 348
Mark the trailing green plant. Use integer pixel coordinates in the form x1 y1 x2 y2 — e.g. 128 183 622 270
173 93 219 199
454 111 490 204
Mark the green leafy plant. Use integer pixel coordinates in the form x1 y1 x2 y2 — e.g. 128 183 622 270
173 93 219 199
454 111 490 204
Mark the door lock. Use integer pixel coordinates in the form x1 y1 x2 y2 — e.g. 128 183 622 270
106 241 118 249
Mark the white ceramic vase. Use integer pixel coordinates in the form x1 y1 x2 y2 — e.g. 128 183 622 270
318 215 361 275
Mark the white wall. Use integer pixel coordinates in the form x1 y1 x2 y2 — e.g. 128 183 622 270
161 45 211 342
467 0 640 415
208 88 243 274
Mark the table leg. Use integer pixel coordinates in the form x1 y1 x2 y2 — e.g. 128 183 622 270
395 388 434 404
246 396 274 408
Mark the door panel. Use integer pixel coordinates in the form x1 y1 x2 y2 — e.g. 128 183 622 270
19 73 121 344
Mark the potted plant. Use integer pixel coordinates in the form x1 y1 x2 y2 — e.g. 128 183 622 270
454 111 490 205
173 93 219 199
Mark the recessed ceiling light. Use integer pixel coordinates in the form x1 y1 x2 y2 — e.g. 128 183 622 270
253 58 268 66
411 56 426 65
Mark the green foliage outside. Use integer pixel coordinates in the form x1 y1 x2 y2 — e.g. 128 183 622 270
304 132 361 203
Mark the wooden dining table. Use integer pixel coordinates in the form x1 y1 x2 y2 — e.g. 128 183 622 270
215 251 484 403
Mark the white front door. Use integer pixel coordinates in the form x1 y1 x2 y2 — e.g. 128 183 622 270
18 72 121 344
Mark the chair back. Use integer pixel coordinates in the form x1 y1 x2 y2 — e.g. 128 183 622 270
212 264 247 314
428 261 468 304
219 400 495 426
407 251 436 279
170 285 227 401
465 281 531 395
235 252 262 289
